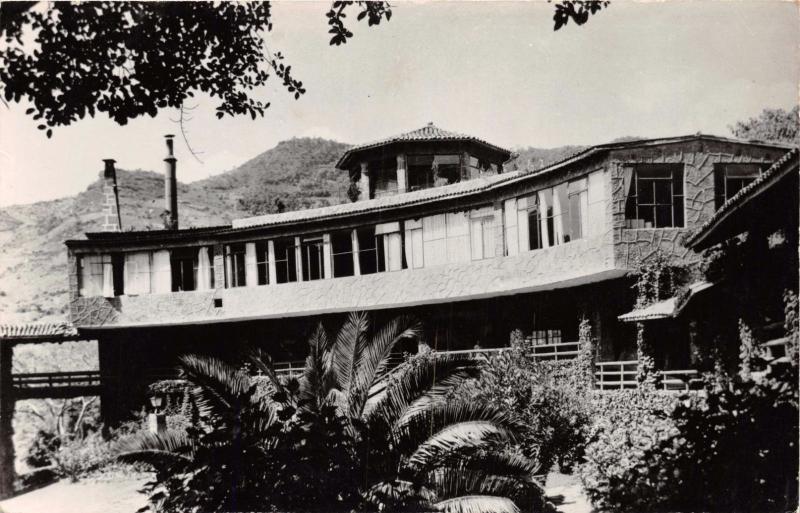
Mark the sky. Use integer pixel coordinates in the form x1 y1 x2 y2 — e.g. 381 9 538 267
0 0 797 207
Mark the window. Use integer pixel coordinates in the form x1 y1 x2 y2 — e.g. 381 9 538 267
124 252 152 295
301 237 325 281
714 164 763 209
171 248 198 292
524 195 543 250
224 243 247 288
255 241 269 285
331 230 355 278
371 157 398 197
274 238 297 284
404 221 424 269
470 214 496 260
624 165 684 228
357 226 385 275
567 177 588 242
79 254 114 297
407 154 461 190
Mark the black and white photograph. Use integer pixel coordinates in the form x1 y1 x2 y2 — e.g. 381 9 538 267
0 1 798 512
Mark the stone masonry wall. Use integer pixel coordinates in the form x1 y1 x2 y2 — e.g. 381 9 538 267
608 140 781 269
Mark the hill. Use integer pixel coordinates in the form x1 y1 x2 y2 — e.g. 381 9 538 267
0 137 581 323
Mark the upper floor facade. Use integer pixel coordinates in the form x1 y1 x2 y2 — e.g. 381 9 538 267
338 123 513 200
65 130 791 329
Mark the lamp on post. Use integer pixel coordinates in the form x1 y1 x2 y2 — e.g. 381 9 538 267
148 394 166 434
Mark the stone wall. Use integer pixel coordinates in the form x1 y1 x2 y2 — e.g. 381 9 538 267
608 140 781 269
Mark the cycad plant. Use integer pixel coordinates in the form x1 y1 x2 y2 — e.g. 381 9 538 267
119 312 545 513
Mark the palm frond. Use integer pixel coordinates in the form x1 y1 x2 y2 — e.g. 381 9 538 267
449 451 539 480
115 430 193 470
350 315 421 418
247 348 286 397
429 467 542 507
332 311 369 398
435 495 521 513
299 324 336 411
367 354 482 431
178 354 253 422
406 421 515 474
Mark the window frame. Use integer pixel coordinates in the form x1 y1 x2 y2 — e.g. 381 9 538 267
273 238 298 284
224 243 247 288
625 164 685 229
300 236 325 281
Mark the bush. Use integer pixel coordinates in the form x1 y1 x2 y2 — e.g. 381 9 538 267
467 330 594 473
580 370 798 512
25 430 60 468
52 431 113 482
579 389 679 511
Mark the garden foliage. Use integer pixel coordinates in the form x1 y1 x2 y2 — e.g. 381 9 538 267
467 327 594 473
117 313 547 513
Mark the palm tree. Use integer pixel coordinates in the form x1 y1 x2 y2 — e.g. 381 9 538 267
119 312 546 513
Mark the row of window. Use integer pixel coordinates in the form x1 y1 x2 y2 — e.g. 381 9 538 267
622 163 764 229
78 163 762 297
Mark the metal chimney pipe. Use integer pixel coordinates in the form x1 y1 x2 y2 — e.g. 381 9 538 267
163 134 178 230
101 159 122 232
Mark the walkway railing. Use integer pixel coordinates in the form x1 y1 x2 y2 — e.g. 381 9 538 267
659 369 699 391
12 371 101 389
595 360 639 390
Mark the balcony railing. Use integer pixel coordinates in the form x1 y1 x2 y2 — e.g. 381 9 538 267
595 360 639 390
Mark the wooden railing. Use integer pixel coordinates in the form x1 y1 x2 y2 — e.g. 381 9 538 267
595 360 638 390
12 371 101 389
659 369 699 391
530 341 581 361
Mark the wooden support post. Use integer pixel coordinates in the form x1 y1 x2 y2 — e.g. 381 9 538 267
0 341 15 499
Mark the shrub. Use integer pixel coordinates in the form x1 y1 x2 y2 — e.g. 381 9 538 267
52 431 113 482
580 370 798 512
579 389 679 511
25 429 60 469
468 330 593 473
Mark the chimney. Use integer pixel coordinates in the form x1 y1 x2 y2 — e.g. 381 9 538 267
101 159 122 232
163 134 178 230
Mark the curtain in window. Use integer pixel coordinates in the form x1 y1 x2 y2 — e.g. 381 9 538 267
422 214 447 267
587 170 606 237
245 243 257 287
470 218 484 260
552 183 568 244
79 255 103 297
622 165 634 200
537 190 551 249
445 212 470 264
151 250 172 293
124 252 152 295
504 198 519 256
404 220 424 269
102 260 114 298
197 247 212 291
383 232 403 271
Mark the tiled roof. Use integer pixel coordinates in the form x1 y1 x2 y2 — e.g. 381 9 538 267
618 281 715 322
336 122 513 168
0 322 79 340
81 225 232 242
71 134 793 245
523 134 792 180
233 170 520 229
685 146 798 248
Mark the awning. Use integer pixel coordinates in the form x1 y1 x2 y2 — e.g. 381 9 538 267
618 281 715 323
